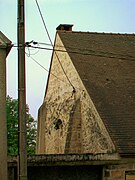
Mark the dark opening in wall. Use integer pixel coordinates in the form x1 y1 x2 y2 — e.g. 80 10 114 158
54 119 62 130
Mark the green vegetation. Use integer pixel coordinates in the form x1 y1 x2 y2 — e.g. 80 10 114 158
6 96 37 155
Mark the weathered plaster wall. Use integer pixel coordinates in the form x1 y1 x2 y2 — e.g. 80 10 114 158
36 104 46 154
37 33 116 154
0 48 7 180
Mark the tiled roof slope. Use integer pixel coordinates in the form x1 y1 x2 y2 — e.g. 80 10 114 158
58 31 135 155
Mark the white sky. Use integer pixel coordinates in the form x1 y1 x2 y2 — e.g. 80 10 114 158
1 0 135 119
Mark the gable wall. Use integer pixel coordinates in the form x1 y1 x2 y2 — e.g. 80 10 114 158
37 33 116 155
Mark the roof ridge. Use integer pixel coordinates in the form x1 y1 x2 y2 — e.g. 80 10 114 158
58 30 135 36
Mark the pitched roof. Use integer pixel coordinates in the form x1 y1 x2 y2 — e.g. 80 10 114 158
57 31 135 155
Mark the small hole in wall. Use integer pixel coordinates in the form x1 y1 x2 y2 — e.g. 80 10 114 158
106 78 112 82
54 119 62 130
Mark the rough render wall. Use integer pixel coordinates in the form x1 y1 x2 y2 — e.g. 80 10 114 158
37 33 116 154
64 99 82 154
0 49 8 179
36 105 46 153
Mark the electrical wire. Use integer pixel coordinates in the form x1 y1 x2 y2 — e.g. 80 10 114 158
25 46 81 94
26 54 73 87
37 42 52 46
13 43 135 62
35 0 75 90
29 41 135 61
13 39 135 60
37 42 135 60
25 42 39 57
35 40 135 57
35 0 53 45
29 45 135 62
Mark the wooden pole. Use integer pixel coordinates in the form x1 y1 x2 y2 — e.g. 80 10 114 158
17 0 27 179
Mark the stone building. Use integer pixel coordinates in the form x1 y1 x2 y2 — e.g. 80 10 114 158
36 25 135 179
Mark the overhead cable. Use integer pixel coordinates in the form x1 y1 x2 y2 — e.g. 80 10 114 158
29 45 135 62
35 0 53 45
27 54 76 87
13 43 135 62
35 0 75 90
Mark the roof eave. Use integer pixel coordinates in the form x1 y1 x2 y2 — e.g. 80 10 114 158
120 153 135 158
0 31 13 57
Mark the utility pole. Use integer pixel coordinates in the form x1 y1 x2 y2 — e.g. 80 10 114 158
17 0 27 180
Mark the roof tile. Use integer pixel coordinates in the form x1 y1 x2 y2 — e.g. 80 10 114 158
58 31 135 154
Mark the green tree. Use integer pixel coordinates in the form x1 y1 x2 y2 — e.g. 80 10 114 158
6 95 37 155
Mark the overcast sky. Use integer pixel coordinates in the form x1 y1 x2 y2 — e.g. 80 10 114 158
1 0 135 119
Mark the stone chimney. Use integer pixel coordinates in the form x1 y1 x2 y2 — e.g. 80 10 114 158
56 24 73 32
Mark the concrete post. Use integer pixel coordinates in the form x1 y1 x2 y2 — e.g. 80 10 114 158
0 31 12 180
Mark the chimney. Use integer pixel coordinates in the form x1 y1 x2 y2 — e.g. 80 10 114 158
56 24 73 32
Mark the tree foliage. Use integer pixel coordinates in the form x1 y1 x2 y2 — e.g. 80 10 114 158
6 96 37 155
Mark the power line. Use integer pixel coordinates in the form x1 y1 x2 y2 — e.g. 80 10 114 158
13 39 135 62
37 41 135 60
34 40 135 58
13 40 135 61
35 0 75 90
27 54 74 87
36 42 52 46
29 45 135 62
29 41 135 61
27 55 49 72
35 0 53 46
13 43 135 62
25 41 135 62
27 54 81 94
